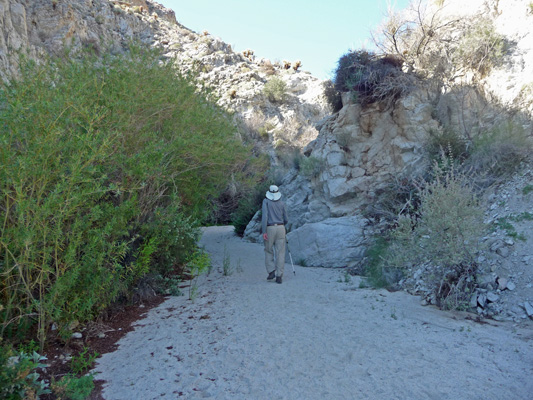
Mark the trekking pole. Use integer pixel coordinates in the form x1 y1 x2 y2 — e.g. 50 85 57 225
286 238 296 275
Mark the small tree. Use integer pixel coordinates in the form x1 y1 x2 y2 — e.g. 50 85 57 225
372 0 506 79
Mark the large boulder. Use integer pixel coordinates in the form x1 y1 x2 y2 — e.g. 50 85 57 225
286 216 368 268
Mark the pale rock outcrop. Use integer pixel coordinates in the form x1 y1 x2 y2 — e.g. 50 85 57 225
245 89 439 267
244 88 438 266
286 216 368 268
312 90 437 208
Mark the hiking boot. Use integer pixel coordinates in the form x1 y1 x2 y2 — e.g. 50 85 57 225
267 271 275 280
276 276 282 284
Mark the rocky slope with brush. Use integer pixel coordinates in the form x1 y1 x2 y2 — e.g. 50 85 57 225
242 0 533 322
0 0 330 164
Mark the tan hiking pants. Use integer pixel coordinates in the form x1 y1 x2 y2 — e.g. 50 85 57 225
265 225 286 277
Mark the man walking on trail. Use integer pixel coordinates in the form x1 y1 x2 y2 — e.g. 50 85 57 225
262 185 288 284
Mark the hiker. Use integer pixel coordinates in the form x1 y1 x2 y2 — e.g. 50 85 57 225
262 185 288 284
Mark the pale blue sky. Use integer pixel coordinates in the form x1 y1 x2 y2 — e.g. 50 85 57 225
158 0 411 80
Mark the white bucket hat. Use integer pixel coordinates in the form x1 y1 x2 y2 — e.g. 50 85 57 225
266 185 281 201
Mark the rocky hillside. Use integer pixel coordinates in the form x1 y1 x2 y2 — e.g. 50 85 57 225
244 0 532 255
0 0 330 163
243 0 533 322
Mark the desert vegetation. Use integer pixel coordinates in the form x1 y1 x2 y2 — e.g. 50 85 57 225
327 1 509 112
332 1 533 311
262 76 288 103
372 0 506 80
332 49 414 108
364 120 531 309
0 45 260 398
367 159 485 307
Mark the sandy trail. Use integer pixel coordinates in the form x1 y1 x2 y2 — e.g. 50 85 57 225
94 226 533 399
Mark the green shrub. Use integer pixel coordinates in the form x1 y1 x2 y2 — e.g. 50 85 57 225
413 165 485 269
222 245 233 276
186 249 211 300
70 347 99 375
0 345 50 400
334 49 374 93
257 121 276 140
51 374 94 400
364 236 393 288
263 77 287 103
523 184 533 195
493 212 533 241
140 197 200 277
300 156 325 178
276 146 303 170
336 131 352 152
231 181 270 236
0 45 250 347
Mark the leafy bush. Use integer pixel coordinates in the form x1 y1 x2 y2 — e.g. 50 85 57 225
333 50 412 107
51 374 94 400
186 248 211 300
364 236 393 288
231 181 270 236
140 197 200 277
276 146 304 171
412 165 485 269
70 347 99 375
263 77 287 103
0 46 250 347
0 345 50 399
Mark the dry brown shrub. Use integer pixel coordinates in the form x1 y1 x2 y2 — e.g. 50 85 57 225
260 59 276 75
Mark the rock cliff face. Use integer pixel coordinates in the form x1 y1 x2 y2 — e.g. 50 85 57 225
0 0 175 79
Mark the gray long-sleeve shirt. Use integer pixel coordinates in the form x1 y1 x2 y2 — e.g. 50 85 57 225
261 198 288 234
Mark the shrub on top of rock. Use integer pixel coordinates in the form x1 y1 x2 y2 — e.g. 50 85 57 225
333 49 413 107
